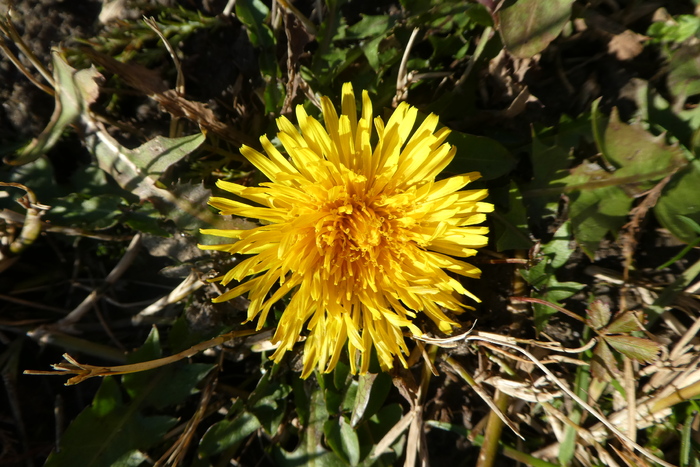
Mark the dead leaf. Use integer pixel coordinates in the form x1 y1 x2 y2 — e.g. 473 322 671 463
608 30 646 61
82 48 258 148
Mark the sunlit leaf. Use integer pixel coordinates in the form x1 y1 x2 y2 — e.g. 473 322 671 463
497 0 574 59
655 162 700 243
8 51 101 165
587 300 611 331
668 44 700 101
605 335 661 363
604 311 640 334
275 386 346 466
47 193 126 230
596 107 687 195
199 410 261 457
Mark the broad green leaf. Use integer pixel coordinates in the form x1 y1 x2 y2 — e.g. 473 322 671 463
89 130 215 234
447 132 516 180
492 181 533 251
112 450 147 467
6 157 64 205
236 0 283 113
519 258 549 288
565 163 633 258
647 15 700 44
122 202 171 237
605 335 661 363
655 162 700 243
359 403 405 465
249 379 292 436
497 0 574 59
199 410 261 456
324 416 360 466
542 221 575 269
45 377 177 467
346 15 393 39
122 328 214 410
47 193 126 230
529 279 585 330
351 373 376 427
596 107 686 195
110 133 206 185
70 165 135 199
522 134 573 220
7 51 101 165
668 44 700 101
275 386 346 466
340 416 360 466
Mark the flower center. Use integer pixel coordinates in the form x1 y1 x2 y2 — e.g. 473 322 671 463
316 194 391 264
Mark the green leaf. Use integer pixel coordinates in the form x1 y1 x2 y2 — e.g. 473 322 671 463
111 450 147 467
497 0 575 59
566 166 633 258
324 416 360 466
604 335 661 363
45 377 177 467
647 15 700 44
655 162 700 243
530 279 585 330
236 0 284 113
47 193 126 230
668 44 700 101
340 416 361 466
680 410 697 467
346 15 394 39
89 131 215 235
122 202 171 236
541 221 575 269
559 364 591 464
596 107 687 195
447 132 516 180
351 372 392 428
7 50 101 165
199 410 261 457
249 379 292 436
492 181 533 251
360 403 405 465
122 328 215 410
275 386 346 466
522 134 573 220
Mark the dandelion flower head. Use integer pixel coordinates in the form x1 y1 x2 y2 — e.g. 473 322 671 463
200 83 493 378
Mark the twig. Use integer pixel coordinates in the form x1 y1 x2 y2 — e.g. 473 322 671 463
0 14 55 87
25 328 261 385
394 28 420 106
477 389 510 467
445 356 524 440
132 270 205 325
54 233 142 328
463 333 676 467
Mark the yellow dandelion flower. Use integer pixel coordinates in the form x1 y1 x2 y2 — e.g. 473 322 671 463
199 83 493 378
